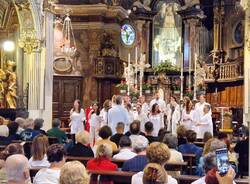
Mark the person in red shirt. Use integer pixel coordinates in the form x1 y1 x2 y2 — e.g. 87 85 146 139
87 143 117 171
87 144 118 184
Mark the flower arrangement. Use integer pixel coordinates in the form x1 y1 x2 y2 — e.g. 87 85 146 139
116 80 128 90
153 60 180 74
142 83 152 91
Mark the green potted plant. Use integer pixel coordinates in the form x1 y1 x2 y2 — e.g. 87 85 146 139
116 80 128 94
142 83 152 94
153 60 180 75
171 85 181 94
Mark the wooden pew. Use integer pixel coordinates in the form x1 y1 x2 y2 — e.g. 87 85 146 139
176 175 250 184
88 170 135 184
182 154 197 175
66 156 188 173
194 141 205 148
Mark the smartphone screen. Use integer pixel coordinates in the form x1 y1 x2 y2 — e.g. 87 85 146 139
216 148 229 175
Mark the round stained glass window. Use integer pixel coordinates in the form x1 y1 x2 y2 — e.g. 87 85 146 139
121 24 136 46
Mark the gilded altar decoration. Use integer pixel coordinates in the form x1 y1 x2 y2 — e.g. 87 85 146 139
18 29 40 53
100 32 117 57
0 61 17 109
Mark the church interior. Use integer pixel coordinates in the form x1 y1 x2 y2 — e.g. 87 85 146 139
0 0 249 183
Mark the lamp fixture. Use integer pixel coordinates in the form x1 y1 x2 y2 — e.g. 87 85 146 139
3 40 15 52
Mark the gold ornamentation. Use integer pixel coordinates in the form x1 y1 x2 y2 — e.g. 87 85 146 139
18 29 40 54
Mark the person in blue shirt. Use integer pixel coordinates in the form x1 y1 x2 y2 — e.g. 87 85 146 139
20 118 40 141
178 129 203 163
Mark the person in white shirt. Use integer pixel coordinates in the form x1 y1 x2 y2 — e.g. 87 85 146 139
133 102 149 132
108 96 130 134
33 144 66 184
100 99 112 126
194 94 211 122
29 135 50 169
113 136 137 160
149 92 167 113
181 96 195 130
139 95 150 115
69 99 86 134
126 103 134 125
166 96 180 135
149 103 164 136
131 142 178 184
5 154 31 184
89 102 103 147
195 104 213 139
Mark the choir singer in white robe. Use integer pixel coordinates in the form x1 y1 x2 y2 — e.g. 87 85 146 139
166 96 180 135
133 102 149 133
108 96 129 134
195 104 213 139
149 92 167 113
194 94 211 122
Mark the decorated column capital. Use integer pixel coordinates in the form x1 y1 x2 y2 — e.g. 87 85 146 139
18 29 41 53
241 0 250 11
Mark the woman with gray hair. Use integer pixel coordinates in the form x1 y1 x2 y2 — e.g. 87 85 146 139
163 134 184 163
0 125 11 145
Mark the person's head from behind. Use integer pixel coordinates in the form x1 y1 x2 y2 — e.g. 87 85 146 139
116 122 124 134
59 161 89 184
130 120 140 135
96 144 113 158
177 125 187 138
0 143 24 161
119 136 132 149
203 132 213 143
0 125 9 137
47 144 66 164
146 142 170 165
217 132 228 142
203 104 211 114
7 122 19 136
203 152 216 174
98 125 112 140
143 163 166 184
32 134 49 161
163 134 178 150
144 121 154 135
132 135 148 153
203 138 216 155
209 139 227 153
23 118 34 129
52 118 61 128
115 95 123 105
34 118 44 130
76 131 90 146
5 154 30 183
15 117 26 129
158 128 170 142
186 130 197 143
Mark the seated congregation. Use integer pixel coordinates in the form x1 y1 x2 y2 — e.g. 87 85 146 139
0 116 248 184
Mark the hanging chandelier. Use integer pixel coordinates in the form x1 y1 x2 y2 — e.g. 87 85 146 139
61 13 76 58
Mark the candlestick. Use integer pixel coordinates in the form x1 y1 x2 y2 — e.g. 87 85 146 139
135 47 138 88
193 53 197 100
180 53 184 101
128 53 130 95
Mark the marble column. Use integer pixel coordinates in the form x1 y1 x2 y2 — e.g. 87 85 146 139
241 0 250 177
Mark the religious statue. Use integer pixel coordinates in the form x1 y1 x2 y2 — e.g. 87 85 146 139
0 69 6 108
100 32 117 57
5 60 17 109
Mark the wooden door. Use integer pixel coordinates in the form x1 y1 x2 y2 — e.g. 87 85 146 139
53 76 83 123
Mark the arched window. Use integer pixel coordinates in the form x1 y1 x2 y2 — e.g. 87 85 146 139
152 1 182 67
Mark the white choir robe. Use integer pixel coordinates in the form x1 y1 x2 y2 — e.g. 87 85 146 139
194 102 212 122
100 108 108 127
166 104 180 135
141 103 150 115
108 105 129 134
149 113 164 136
196 113 213 139
128 110 134 125
149 99 167 113
89 113 103 146
181 109 196 131
133 111 149 133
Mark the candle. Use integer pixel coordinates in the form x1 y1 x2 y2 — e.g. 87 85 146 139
135 47 138 88
128 53 130 95
193 53 197 100
180 53 184 101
